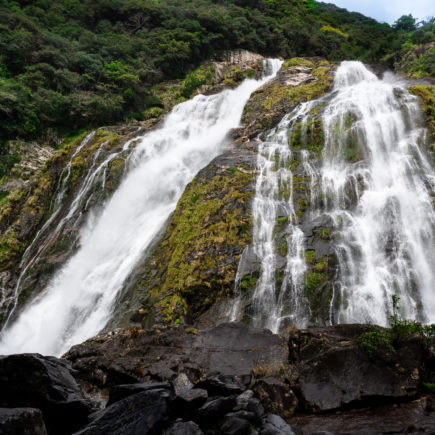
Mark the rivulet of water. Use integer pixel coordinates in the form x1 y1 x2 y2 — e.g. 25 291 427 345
0 59 282 356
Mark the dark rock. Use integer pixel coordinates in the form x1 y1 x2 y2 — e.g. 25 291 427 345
219 415 254 435
289 395 435 434
0 354 93 434
171 388 208 414
254 377 298 419
108 381 172 406
0 408 47 435
65 323 288 395
260 414 295 435
163 420 203 435
193 396 237 425
196 375 247 396
288 324 425 412
224 410 261 426
247 398 265 417
76 389 171 435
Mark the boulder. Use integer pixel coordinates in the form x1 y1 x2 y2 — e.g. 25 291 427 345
163 420 203 435
288 324 425 411
0 408 47 435
289 395 435 434
260 414 295 435
0 354 93 434
253 377 298 419
76 388 172 435
107 381 172 406
65 323 288 393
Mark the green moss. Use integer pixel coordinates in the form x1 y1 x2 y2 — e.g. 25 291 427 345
240 274 258 293
141 167 255 323
278 240 288 257
306 270 325 294
410 85 435 156
283 57 315 69
258 80 331 112
305 250 316 265
318 227 331 239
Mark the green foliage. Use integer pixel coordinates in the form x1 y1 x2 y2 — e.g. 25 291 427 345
360 295 435 358
393 15 417 33
240 274 257 293
0 0 400 147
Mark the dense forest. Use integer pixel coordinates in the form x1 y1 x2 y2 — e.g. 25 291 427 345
0 0 434 178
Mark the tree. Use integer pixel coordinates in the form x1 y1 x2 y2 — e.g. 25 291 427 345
393 14 417 32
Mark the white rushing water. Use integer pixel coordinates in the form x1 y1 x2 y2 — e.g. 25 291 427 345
233 61 435 331
322 61 435 325
0 59 282 356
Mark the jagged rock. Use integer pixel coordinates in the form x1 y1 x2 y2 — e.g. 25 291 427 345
171 388 208 414
163 420 204 435
219 414 254 435
173 373 194 395
65 323 288 394
196 375 247 396
253 377 298 419
288 324 425 412
193 396 237 425
0 408 48 435
107 381 172 406
0 354 93 434
260 414 295 435
289 395 435 434
76 388 172 435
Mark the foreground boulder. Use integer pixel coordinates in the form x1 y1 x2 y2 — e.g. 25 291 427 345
2 322 435 434
288 324 425 412
0 354 93 434
65 322 288 391
0 408 47 435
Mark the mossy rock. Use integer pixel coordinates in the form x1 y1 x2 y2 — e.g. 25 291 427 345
410 85 435 159
132 157 256 325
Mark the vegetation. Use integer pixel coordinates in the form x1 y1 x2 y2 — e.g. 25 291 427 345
360 295 435 357
0 0 401 145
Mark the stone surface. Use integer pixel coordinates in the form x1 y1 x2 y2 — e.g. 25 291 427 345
163 420 204 435
0 407 47 435
288 324 425 411
289 395 435 434
107 381 172 406
260 414 295 435
0 353 93 434
76 388 171 435
253 377 298 419
65 322 288 393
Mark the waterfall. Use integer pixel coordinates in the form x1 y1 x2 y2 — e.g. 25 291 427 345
0 59 283 356
233 61 435 331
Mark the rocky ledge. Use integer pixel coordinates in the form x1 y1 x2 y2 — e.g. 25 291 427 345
1 322 435 434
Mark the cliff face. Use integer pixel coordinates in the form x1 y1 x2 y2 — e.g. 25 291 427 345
0 52 266 330
0 53 434 434
1 54 433 333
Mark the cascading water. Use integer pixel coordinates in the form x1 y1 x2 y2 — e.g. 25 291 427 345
230 104 313 332
232 61 435 331
321 62 435 325
0 59 282 357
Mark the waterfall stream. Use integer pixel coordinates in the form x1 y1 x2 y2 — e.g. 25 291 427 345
232 61 435 331
0 59 282 356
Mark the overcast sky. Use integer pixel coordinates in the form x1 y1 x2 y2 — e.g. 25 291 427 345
327 0 434 24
